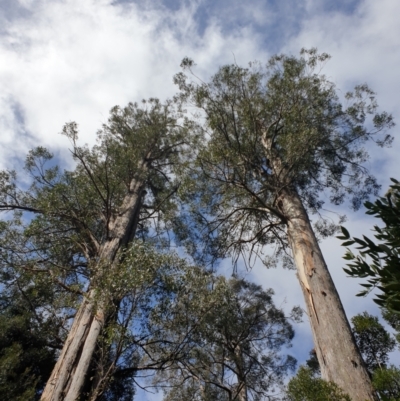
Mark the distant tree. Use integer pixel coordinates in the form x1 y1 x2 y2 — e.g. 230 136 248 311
339 178 400 312
351 312 396 373
351 312 400 400
0 279 60 400
153 272 297 401
174 48 393 400
305 349 320 376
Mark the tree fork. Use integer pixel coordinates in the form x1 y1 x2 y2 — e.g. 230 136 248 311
280 188 377 401
41 178 146 401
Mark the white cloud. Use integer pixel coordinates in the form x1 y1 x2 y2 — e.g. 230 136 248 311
286 0 400 182
0 0 269 167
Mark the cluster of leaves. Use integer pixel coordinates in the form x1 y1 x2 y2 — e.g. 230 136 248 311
339 178 400 311
285 366 351 401
372 366 400 401
351 312 396 373
0 275 62 400
336 177 400 400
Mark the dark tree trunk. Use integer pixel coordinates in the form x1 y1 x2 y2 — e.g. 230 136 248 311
234 344 248 401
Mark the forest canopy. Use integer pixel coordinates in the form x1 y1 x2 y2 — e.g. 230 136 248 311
0 49 396 401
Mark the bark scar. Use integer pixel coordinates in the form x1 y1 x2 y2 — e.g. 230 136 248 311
289 229 319 323
304 246 316 277
304 284 319 324
299 239 318 322
319 345 327 365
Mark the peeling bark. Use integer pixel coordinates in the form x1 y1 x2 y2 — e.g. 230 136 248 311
280 188 377 401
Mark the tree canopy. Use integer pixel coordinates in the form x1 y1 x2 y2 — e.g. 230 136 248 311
285 366 351 401
351 312 396 373
0 98 200 400
351 311 400 401
174 49 393 266
0 49 395 401
154 276 298 401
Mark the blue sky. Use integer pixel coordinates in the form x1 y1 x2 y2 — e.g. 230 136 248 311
1 0 400 399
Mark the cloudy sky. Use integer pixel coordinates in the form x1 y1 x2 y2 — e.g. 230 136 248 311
1 0 400 398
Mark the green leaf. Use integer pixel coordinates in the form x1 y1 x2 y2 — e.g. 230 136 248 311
343 254 355 260
340 226 350 239
360 283 373 288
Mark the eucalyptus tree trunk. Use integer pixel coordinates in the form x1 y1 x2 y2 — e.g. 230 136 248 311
234 345 248 401
41 175 146 401
279 188 376 401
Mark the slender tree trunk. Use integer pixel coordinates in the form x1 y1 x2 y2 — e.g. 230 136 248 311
86 302 120 401
279 188 377 401
41 174 146 401
234 345 248 401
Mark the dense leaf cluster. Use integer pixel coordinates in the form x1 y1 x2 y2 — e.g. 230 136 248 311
285 367 351 401
339 178 400 311
351 312 395 373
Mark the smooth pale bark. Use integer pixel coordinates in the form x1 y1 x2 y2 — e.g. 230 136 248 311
64 303 105 401
279 188 376 401
41 172 146 401
40 296 95 401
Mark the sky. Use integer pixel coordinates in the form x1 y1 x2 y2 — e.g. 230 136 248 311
1 0 400 399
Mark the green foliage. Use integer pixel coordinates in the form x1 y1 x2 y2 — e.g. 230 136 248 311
0 285 59 400
285 366 352 401
0 98 196 293
83 244 211 400
372 365 400 401
349 311 400 400
305 349 320 376
174 48 393 266
382 308 400 344
339 179 400 312
0 99 199 399
153 273 297 401
351 312 395 372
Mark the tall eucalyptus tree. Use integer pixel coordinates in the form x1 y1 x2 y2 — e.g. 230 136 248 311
174 49 394 401
0 98 197 401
